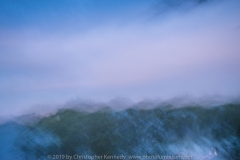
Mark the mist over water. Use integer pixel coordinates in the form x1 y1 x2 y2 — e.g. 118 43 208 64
1 0 240 115
1 0 240 159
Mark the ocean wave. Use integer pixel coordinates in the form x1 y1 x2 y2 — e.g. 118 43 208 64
0 103 239 160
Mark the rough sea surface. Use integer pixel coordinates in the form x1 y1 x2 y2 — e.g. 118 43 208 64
0 103 240 160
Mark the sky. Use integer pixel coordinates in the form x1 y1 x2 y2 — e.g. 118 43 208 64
0 0 240 116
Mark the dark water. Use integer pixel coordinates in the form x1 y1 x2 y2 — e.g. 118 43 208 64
0 103 240 160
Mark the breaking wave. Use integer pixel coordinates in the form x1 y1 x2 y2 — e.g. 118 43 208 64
0 102 240 160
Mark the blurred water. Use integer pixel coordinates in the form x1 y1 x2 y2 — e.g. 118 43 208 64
0 103 239 160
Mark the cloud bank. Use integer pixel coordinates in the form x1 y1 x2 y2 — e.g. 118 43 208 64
0 0 240 115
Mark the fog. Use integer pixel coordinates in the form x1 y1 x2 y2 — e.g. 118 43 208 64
0 0 240 116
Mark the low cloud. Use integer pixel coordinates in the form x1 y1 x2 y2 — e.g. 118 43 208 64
0 0 240 115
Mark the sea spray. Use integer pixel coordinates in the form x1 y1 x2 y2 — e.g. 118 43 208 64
0 103 239 159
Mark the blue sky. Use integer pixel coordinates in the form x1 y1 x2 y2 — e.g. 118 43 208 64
1 0 240 115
